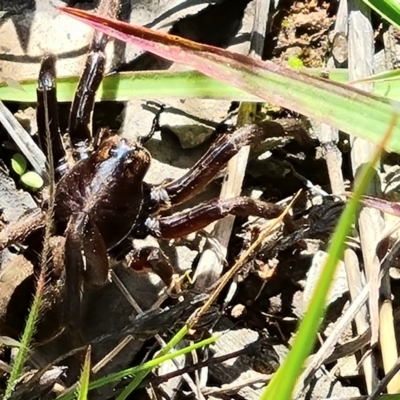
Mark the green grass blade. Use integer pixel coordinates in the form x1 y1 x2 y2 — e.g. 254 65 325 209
362 0 400 29
0 71 259 103
56 331 218 400
261 112 398 400
3 68 400 104
4 69 400 108
115 327 219 400
76 347 91 400
115 326 190 400
351 69 400 84
3 275 45 399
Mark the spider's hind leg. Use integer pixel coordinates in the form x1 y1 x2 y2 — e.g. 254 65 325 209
145 197 294 239
144 123 284 213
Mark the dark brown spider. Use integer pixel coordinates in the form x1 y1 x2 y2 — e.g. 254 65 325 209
0 2 292 347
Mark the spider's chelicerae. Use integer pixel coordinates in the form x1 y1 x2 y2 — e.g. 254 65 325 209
0 3 292 346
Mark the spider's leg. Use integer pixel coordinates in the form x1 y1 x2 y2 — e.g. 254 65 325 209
37 55 68 178
67 0 120 160
121 245 175 287
64 212 109 345
67 34 107 160
138 104 165 145
144 197 294 239
0 208 45 251
64 215 85 346
144 123 286 213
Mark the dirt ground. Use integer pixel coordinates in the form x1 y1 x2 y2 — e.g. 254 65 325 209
1 0 400 399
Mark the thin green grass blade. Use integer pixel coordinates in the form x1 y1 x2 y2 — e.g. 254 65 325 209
115 326 191 400
261 112 398 400
0 69 342 103
56 332 218 400
362 0 400 29
3 275 45 399
0 71 258 103
3 69 400 107
76 347 91 400
115 327 219 400
352 69 400 84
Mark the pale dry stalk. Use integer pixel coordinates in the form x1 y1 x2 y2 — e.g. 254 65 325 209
347 0 399 392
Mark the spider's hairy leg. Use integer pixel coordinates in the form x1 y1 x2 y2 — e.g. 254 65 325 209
67 0 120 160
64 212 109 345
126 246 175 288
67 33 107 159
37 55 68 177
145 197 294 239
0 208 46 252
144 123 284 213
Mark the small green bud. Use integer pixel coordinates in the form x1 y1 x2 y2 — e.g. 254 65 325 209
20 171 44 189
11 153 27 176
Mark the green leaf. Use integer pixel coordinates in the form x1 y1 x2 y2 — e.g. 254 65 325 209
352 68 400 84
11 153 27 176
2 69 400 109
362 0 400 30
77 347 91 400
0 70 260 103
20 171 44 189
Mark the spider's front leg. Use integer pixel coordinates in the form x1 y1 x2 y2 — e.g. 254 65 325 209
0 55 67 252
63 212 109 345
67 33 107 159
67 0 120 160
